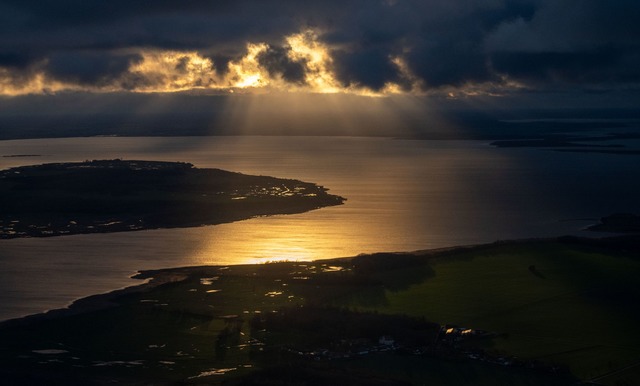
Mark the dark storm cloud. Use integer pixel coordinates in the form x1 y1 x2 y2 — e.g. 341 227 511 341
323 0 540 88
484 0 640 87
408 44 492 88
402 0 538 87
1 0 639 93
0 0 335 51
332 48 404 91
203 54 232 76
0 52 37 69
1 0 234 28
45 52 140 85
256 46 307 84
491 49 618 84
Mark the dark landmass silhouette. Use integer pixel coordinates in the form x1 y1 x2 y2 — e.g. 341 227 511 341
490 132 640 151
5 235 640 385
0 160 345 239
587 213 640 233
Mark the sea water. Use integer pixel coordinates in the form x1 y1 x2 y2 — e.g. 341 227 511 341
1 136 639 321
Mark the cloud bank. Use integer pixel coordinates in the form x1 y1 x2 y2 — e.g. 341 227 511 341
1 0 639 96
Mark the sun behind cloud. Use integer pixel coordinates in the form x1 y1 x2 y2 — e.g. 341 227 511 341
126 51 218 92
0 29 424 97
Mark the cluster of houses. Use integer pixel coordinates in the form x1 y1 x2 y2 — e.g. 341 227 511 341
0 218 145 239
275 324 567 376
437 325 493 344
437 325 567 374
281 335 399 361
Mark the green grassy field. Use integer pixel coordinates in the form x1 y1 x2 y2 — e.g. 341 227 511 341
339 241 640 384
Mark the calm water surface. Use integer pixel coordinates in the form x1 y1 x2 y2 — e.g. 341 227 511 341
1 136 639 321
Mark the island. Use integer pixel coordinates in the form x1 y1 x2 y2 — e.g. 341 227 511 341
0 160 345 239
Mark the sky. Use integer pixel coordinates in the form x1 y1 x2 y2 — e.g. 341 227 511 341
1 0 640 135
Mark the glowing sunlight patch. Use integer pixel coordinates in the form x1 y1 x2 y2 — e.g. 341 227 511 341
228 43 269 89
285 30 342 93
0 67 73 96
128 51 217 92
0 29 506 97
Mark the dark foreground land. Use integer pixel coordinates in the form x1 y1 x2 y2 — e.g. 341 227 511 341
0 160 344 238
2 236 640 385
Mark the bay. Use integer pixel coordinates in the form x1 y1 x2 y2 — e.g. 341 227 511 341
1 136 639 321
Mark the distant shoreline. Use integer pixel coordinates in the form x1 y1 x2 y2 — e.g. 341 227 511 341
1 154 42 158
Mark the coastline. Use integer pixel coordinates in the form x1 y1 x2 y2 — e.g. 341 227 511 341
4 233 638 328
0 268 182 328
2 234 640 385
0 159 345 240
0 242 490 327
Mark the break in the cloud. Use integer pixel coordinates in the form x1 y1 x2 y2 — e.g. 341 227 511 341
0 0 639 96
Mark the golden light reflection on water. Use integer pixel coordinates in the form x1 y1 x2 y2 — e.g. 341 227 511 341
203 235 317 264
175 136 524 267
2 135 633 321
187 208 358 265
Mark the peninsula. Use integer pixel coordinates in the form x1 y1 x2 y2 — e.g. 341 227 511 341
3 235 640 385
0 160 345 239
